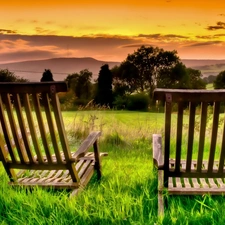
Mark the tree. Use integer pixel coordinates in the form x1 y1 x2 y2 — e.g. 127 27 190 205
157 63 206 89
214 70 225 89
0 69 28 82
40 69 54 82
65 69 93 103
95 64 113 107
186 68 206 89
113 45 180 97
203 75 217 84
157 62 188 88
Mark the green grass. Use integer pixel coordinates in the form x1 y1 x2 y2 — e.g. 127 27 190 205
1 110 225 224
206 83 214 90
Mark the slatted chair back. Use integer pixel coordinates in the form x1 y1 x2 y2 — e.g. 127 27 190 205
154 88 225 187
0 82 81 184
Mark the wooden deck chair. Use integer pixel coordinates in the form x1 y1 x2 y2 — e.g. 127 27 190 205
0 82 107 196
153 88 225 216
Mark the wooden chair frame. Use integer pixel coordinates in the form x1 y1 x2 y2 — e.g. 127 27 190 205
0 82 107 196
153 88 225 215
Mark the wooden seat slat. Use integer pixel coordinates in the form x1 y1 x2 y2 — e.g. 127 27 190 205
175 177 182 188
183 178 191 188
216 178 225 188
78 160 94 178
191 178 200 188
199 178 209 188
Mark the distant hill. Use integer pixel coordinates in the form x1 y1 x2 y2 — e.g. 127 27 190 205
181 59 225 67
0 57 120 81
0 57 225 81
181 59 225 77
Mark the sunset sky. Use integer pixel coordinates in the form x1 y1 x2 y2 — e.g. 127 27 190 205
1 0 225 63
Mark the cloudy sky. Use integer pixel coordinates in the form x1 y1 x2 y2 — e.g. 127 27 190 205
1 0 225 63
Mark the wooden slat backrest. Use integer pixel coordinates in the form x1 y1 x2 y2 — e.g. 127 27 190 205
154 88 225 180
0 82 79 182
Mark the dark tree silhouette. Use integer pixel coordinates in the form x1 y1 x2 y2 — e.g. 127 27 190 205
214 70 225 89
65 69 93 100
113 45 180 97
0 69 28 82
95 64 113 108
40 69 54 82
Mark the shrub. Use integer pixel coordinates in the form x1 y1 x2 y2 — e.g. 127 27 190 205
127 93 149 111
112 95 128 110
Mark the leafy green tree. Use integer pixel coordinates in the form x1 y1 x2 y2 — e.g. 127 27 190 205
65 69 93 103
95 64 113 107
214 70 225 89
157 63 206 89
186 68 206 89
40 69 54 81
203 75 217 84
157 63 188 88
0 69 28 82
113 45 180 97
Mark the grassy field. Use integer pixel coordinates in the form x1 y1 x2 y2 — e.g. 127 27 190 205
1 110 225 224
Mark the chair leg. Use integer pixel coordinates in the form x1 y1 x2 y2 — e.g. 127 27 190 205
158 170 164 216
93 141 101 180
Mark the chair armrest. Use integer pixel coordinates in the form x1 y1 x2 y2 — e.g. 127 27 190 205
73 131 101 160
153 134 164 169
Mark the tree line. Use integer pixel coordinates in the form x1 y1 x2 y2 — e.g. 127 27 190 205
1 45 225 111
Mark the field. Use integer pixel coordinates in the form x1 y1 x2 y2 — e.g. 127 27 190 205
1 110 225 224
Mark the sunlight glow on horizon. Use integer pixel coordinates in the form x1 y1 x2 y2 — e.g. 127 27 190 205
1 0 225 62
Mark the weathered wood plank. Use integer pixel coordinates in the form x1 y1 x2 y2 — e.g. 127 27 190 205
164 93 172 188
13 93 34 163
32 93 53 163
50 93 71 162
208 178 218 188
73 131 101 160
208 102 220 173
216 178 225 188
197 102 207 172
153 134 163 167
191 178 200 188
42 93 62 163
175 102 183 173
0 82 67 94
199 178 209 188
175 177 182 188
158 170 164 216
186 102 196 172
154 88 225 102
183 178 191 188
0 95 16 163
23 93 44 163
2 93 28 163
219 113 225 173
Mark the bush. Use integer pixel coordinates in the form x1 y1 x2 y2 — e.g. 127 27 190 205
112 95 128 110
58 90 76 110
127 93 149 111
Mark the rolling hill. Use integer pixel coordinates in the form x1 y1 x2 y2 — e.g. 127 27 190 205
0 57 120 81
0 57 225 81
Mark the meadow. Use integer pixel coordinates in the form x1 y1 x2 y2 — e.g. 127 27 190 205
1 110 225 224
